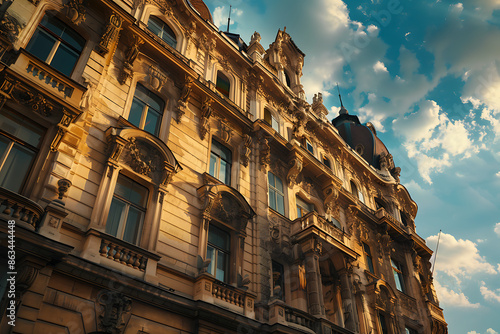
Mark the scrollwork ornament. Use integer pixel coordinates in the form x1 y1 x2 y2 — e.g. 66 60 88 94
97 290 132 334
199 97 213 140
97 13 122 55
287 155 303 187
65 0 87 25
240 134 252 167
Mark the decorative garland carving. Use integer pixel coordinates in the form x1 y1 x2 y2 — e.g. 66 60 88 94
0 11 24 43
64 0 87 25
240 134 252 167
147 65 167 92
218 119 232 143
199 97 213 140
176 75 193 123
96 13 122 55
97 290 132 334
287 153 303 187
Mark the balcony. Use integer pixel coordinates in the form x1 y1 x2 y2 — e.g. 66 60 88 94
194 274 256 319
269 302 354 334
291 211 345 244
0 187 44 231
81 229 161 284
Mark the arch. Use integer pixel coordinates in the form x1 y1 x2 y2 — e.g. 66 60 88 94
147 15 177 48
142 5 184 52
105 127 181 187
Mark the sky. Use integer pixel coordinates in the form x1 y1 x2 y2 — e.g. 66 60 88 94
202 0 500 333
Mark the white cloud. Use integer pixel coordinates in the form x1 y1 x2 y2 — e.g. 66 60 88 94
480 282 500 303
495 223 500 237
427 233 498 279
213 6 226 29
434 279 480 308
468 332 480 334
487 329 499 334
373 61 388 73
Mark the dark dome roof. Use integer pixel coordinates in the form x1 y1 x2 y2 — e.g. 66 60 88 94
189 0 213 24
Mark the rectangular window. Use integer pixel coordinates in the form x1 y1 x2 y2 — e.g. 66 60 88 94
306 140 314 155
207 224 230 282
378 313 389 334
0 111 44 193
363 242 375 274
405 327 418 334
391 259 405 292
268 172 285 215
106 175 149 245
25 15 85 76
129 84 164 136
296 196 313 218
209 139 232 185
264 109 279 132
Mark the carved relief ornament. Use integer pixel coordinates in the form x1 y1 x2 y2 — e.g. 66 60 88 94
96 13 122 55
199 97 213 140
64 0 87 25
177 75 193 123
287 152 303 187
119 35 143 85
240 134 252 167
97 290 132 333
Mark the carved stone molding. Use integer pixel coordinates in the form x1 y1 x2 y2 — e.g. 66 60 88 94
119 35 143 85
287 152 303 187
97 290 132 334
218 119 232 143
147 65 167 92
323 183 340 219
176 75 193 123
96 13 122 55
0 11 24 43
259 136 271 169
64 0 87 25
199 97 213 140
240 134 252 167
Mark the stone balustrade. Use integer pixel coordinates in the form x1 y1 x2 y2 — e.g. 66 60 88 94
291 211 344 243
212 280 245 308
0 186 44 230
99 238 148 272
427 300 445 320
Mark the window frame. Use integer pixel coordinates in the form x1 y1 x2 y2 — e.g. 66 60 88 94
363 242 375 274
127 83 165 136
305 139 314 155
147 15 177 49
25 14 85 77
391 258 406 293
378 312 390 334
268 172 285 215
264 108 279 133
206 224 231 283
209 138 232 185
105 174 149 245
215 71 231 98
296 195 313 218
322 153 331 169
0 110 45 193
272 260 285 301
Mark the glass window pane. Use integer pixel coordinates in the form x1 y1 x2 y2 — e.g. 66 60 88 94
276 193 285 215
60 27 85 51
0 112 44 147
123 207 143 244
208 225 230 251
0 136 9 159
129 99 145 129
268 172 275 187
219 160 229 184
147 17 162 36
209 153 217 178
216 72 230 97
25 29 55 62
40 15 63 36
272 117 279 131
0 144 35 192
269 188 277 211
115 175 148 207
216 251 227 281
51 45 79 76
264 109 272 125
275 175 283 191
144 108 160 135
206 246 215 275
105 198 126 237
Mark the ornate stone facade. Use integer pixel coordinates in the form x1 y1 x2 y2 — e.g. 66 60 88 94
0 1 446 334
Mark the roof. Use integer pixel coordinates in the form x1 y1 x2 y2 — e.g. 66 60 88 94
189 0 213 24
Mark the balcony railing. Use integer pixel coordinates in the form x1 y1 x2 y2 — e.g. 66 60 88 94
291 211 344 243
99 238 148 272
427 300 446 321
0 187 44 231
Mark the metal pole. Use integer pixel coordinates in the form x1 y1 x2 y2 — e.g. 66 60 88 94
431 229 442 276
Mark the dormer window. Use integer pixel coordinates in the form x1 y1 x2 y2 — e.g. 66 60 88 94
26 14 85 77
216 72 230 98
147 16 177 48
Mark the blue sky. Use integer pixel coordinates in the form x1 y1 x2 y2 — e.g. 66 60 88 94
202 0 500 333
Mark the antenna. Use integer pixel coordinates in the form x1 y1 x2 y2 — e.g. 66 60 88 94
431 230 442 276
227 5 232 32
336 83 344 108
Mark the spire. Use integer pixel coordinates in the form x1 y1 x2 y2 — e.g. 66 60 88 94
337 83 348 115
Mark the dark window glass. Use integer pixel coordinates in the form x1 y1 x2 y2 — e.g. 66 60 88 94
350 181 359 200
216 72 230 97
322 155 331 169
363 242 375 274
391 259 405 292
105 175 149 245
25 15 85 76
306 140 314 155
379 313 389 334
284 71 291 88
209 139 232 185
268 172 285 215
207 224 230 282
296 196 313 218
405 327 418 334
264 109 279 131
147 16 177 48
0 111 44 192
129 84 164 136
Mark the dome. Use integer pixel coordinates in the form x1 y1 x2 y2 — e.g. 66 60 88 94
189 0 213 24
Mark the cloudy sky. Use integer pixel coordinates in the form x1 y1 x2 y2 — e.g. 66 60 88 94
203 0 500 332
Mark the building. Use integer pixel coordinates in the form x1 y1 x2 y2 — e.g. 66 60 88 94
0 0 448 333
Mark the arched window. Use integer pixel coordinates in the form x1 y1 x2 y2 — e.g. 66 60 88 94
147 16 177 48
216 71 230 98
26 14 85 76
350 181 359 200
264 108 279 132
322 154 331 169
128 84 164 136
